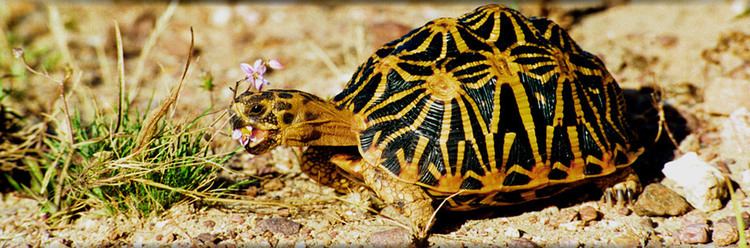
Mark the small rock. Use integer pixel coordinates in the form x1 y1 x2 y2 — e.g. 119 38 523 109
633 183 692 216
611 233 641 247
230 215 245 224
662 152 729 212
256 218 302 236
578 206 600 224
527 215 538 223
367 228 413 248
682 211 710 226
678 223 710 244
718 212 750 230
713 222 739 246
508 238 539 248
245 186 259 197
203 220 216 228
503 227 521 238
196 232 218 244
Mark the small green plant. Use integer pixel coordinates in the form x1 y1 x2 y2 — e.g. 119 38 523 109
3 27 242 221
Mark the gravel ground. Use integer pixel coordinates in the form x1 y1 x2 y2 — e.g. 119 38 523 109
2 1 750 247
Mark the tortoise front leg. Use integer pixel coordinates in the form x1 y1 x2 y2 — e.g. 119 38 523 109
301 146 362 193
362 165 434 239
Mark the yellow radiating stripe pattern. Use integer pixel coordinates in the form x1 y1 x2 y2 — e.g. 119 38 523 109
331 4 644 209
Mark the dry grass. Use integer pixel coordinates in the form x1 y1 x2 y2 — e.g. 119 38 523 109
0 3 260 224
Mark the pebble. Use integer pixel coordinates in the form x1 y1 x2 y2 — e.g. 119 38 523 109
578 206 600 224
508 238 539 248
633 183 692 216
203 220 216 228
718 212 750 230
367 228 413 248
196 232 218 245
682 211 710 226
611 233 641 247
245 186 259 197
678 223 710 244
713 222 739 246
503 227 521 238
256 218 302 236
230 215 245 224
662 152 729 212
278 208 291 217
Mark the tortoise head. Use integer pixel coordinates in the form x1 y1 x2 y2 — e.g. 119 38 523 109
231 89 361 154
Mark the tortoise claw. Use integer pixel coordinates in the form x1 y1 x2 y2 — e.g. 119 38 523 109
601 173 641 207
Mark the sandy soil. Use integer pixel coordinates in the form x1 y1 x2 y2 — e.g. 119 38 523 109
2 1 750 247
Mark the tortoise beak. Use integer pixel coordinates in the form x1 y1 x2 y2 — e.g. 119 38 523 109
230 113 280 154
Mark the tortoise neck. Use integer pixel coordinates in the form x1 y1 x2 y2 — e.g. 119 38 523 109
280 91 362 147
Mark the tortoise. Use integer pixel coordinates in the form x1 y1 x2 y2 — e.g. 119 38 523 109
231 4 644 238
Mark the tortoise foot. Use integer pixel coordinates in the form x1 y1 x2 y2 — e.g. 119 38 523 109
601 173 642 207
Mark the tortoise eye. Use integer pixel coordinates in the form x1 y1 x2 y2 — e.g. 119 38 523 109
249 105 264 115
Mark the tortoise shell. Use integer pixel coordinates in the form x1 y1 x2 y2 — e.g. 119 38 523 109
332 4 643 209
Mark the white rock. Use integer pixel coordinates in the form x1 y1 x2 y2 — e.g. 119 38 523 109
662 152 729 212
503 227 521 238
720 108 750 192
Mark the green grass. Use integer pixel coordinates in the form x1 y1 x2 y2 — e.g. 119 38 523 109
4 93 236 219
1 23 246 222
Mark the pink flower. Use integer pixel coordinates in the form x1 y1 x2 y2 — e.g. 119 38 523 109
241 59 269 91
240 59 284 91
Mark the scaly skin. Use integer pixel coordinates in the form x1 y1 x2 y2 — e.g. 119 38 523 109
301 146 363 193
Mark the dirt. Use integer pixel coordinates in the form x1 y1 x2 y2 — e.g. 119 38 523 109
2 1 750 247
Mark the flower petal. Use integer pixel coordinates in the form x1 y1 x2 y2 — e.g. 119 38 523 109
257 64 267 75
267 59 284 69
240 63 254 75
252 59 263 70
